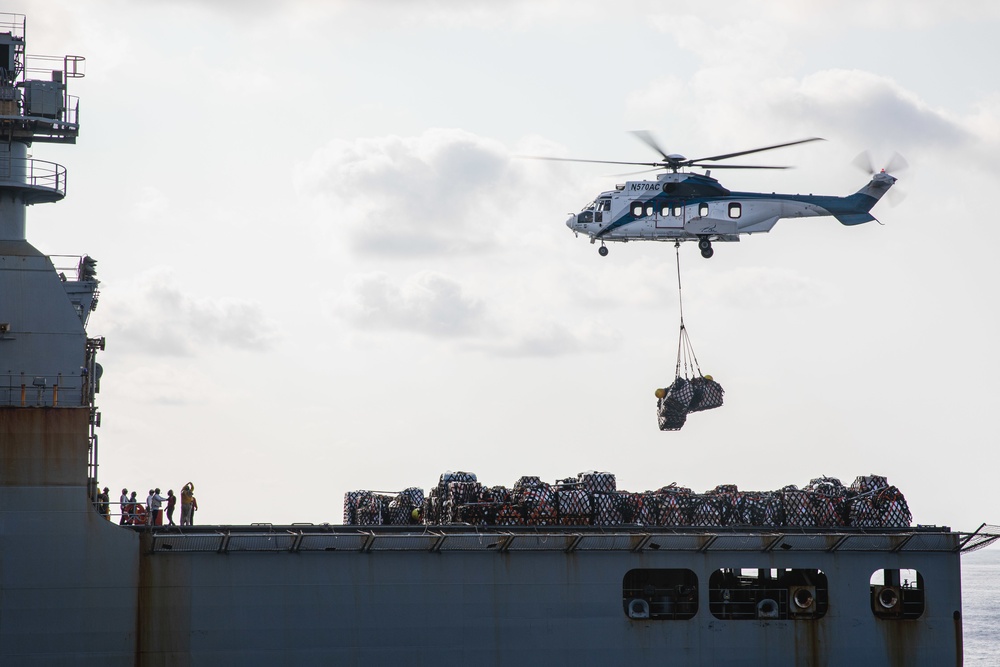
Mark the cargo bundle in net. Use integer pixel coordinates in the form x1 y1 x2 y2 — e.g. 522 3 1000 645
343 471 912 529
655 244 725 431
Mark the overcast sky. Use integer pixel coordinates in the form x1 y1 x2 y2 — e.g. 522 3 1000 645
17 0 1000 528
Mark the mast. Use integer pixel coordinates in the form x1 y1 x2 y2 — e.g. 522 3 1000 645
0 13 100 489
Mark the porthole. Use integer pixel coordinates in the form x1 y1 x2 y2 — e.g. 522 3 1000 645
728 202 742 219
698 203 709 217
631 201 644 217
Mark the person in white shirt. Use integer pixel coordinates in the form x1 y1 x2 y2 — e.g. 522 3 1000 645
119 488 129 525
150 488 167 526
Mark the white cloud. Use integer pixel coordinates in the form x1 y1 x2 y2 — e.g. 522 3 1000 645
296 129 582 257
483 319 621 357
627 67 987 176
767 70 971 152
332 270 486 336
694 266 838 310
331 270 624 357
297 129 518 255
102 269 280 357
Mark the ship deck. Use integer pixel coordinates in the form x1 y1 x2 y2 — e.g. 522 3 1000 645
140 523 982 554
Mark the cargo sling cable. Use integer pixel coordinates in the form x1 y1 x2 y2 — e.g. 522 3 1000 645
673 241 699 381
655 243 725 430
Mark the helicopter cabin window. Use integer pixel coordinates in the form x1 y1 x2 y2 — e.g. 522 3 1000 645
631 201 645 217
644 204 655 217
673 206 682 217
623 569 698 620
698 203 709 217
870 569 924 620
708 568 828 620
728 203 742 219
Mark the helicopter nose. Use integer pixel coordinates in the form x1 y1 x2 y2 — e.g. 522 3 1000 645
565 215 575 229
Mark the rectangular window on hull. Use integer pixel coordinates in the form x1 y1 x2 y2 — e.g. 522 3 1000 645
728 202 742 218
708 568 828 620
699 203 709 217
623 569 698 620
871 569 924 619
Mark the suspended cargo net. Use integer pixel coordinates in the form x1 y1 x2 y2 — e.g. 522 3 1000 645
656 244 724 430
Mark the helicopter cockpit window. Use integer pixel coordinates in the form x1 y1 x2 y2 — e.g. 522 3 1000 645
598 199 611 212
728 203 742 219
580 200 596 212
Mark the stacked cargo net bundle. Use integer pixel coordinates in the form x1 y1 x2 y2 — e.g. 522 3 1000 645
423 471 479 525
347 471 912 529
846 475 912 528
343 487 425 526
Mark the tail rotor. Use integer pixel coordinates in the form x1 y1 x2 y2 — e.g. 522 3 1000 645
853 151 908 205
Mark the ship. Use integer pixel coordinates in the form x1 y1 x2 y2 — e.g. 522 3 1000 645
1 13 998 666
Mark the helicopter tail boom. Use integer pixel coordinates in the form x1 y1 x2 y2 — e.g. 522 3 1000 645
831 172 896 225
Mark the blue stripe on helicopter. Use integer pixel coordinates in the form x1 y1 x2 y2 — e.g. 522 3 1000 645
594 191 880 237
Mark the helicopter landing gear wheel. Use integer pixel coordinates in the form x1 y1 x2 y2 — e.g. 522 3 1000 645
698 236 713 258
598 245 609 257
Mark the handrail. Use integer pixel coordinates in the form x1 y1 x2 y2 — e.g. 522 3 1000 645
0 13 25 40
0 156 66 195
0 373 86 407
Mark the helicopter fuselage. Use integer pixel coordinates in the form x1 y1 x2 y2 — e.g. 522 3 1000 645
567 171 895 257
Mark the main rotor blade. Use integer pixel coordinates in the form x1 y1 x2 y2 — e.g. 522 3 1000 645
689 137 825 164
516 155 664 168
629 130 672 161
611 167 665 177
687 163 791 170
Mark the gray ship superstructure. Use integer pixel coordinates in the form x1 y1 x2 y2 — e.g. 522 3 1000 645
0 13 997 666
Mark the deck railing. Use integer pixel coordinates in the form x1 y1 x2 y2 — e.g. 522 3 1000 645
0 373 85 407
0 156 66 196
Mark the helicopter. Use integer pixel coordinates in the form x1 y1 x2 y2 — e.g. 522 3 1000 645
530 134 903 258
